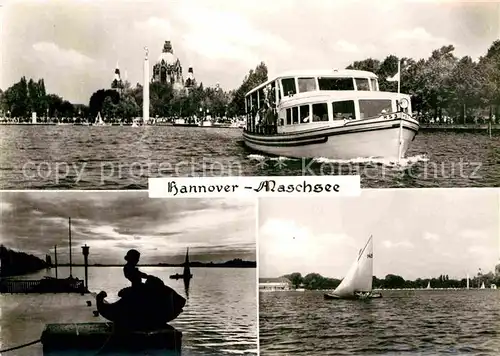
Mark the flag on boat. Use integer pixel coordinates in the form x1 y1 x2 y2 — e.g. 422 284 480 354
386 59 401 93
386 72 400 82
386 59 401 82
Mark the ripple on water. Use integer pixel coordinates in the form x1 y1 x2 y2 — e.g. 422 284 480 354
259 290 500 355
0 126 498 188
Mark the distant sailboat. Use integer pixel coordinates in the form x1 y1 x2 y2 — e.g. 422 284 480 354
324 235 381 300
480 282 485 289
94 112 111 126
426 281 431 289
170 248 193 280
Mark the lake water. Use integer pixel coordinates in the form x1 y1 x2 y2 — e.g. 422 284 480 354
0 126 498 189
0 267 257 355
259 290 500 355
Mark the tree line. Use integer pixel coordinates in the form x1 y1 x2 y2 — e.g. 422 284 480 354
0 245 50 277
346 40 500 124
2 40 498 124
283 271 500 290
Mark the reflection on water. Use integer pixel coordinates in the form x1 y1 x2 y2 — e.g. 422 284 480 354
0 126 498 189
259 290 500 355
1 267 257 355
184 277 191 299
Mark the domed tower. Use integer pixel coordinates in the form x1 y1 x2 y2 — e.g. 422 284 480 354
152 41 184 88
185 67 196 89
111 62 123 90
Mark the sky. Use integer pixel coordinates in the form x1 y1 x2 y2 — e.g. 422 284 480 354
1 0 499 104
259 189 499 280
0 192 256 264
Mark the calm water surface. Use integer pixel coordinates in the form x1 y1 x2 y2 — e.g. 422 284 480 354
0 267 257 355
259 290 500 355
0 126 498 189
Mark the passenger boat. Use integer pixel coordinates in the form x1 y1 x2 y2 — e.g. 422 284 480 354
242 69 419 160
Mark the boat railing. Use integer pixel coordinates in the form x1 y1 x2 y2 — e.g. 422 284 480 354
343 111 413 126
0 278 86 293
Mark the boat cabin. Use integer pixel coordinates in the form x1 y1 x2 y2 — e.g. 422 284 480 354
244 70 410 135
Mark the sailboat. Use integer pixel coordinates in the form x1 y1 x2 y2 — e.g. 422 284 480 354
94 112 111 126
324 235 381 300
170 248 193 280
426 281 431 289
480 282 485 289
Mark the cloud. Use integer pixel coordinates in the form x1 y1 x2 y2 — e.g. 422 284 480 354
391 27 449 43
134 17 173 35
259 217 358 277
460 229 487 240
0 193 256 263
382 240 414 249
423 232 440 241
335 40 360 53
468 245 490 256
173 3 290 65
32 42 95 67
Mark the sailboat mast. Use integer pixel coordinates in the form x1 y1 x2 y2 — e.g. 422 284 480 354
184 248 190 276
68 217 72 278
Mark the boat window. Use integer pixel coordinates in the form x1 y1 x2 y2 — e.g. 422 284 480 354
299 105 310 123
332 100 355 120
258 89 265 109
318 77 354 91
298 77 316 93
246 96 251 113
251 93 257 110
370 78 378 91
286 108 292 125
282 78 297 96
292 107 299 124
270 82 276 106
355 78 370 91
359 99 392 119
312 103 329 122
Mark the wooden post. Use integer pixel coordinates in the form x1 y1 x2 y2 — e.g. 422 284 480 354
54 245 58 279
69 217 72 278
82 245 90 291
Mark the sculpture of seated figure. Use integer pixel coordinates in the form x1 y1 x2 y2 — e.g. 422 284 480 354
96 250 186 331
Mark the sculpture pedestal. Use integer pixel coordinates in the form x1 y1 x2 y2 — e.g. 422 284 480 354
41 322 181 355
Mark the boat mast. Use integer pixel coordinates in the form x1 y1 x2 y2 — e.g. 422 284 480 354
184 247 191 276
68 217 72 278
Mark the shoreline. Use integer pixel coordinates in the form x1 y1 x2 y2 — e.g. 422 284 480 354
419 124 499 132
1 122 497 131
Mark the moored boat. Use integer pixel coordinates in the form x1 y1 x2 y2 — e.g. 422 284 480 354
242 69 419 160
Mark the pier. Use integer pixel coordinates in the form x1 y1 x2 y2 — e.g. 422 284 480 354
41 322 181 355
420 123 499 132
0 278 86 294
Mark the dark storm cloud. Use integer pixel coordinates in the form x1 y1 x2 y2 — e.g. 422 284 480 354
0 192 256 264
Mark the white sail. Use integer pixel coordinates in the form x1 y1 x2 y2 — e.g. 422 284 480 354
427 281 431 289
480 282 485 289
333 236 373 297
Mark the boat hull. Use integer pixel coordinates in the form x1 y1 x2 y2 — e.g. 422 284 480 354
243 117 419 160
324 292 382 300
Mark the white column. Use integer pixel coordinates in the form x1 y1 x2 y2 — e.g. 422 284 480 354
143 47 150 124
